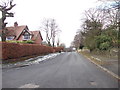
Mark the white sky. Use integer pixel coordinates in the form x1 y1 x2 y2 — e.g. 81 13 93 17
3 0 102 47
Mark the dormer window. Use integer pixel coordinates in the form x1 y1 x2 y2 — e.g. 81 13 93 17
23 32 31 40
6 36 15 40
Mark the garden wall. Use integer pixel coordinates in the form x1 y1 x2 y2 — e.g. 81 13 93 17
1 42 63 60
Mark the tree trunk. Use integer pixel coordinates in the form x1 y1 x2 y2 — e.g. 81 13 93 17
0 0 16 41
2 31 6 41
48 42 51 46
52 42 55 47
1 12 6 41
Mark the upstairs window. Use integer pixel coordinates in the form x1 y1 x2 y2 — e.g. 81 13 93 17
23 33 31 40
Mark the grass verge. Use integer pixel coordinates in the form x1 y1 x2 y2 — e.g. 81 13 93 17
78 50 120 80
79 50 106 65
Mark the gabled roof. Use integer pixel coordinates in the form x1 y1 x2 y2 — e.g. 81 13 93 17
30 31 43 41
8 25 28 40
0 25 28 39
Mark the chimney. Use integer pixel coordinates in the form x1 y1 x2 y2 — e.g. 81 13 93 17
14 22 18 27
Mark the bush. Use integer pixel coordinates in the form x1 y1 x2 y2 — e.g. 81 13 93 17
99 42 110 50
118 40 120 48
84 37 97 52
6 40 18 43
16 41 26 44
79 44 84 49
25 40 34 44
95 35 112 50
53 47 64 52
95 35 111 44
6 40 34 44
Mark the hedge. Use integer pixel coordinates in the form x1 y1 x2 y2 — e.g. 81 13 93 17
0 42 63 60
53 47 64 52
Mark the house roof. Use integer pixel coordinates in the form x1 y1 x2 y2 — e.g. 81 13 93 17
0 24 43 41
0 25 27 39
7 25 27 39
30 31 43 41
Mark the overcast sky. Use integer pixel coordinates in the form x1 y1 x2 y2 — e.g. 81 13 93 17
2 0 103 47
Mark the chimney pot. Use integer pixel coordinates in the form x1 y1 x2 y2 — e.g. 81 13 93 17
14 22 18 27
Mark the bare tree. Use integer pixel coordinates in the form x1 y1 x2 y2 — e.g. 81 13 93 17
0 0 16 41
84 7 117 29
60 43 66 48
41 18 61 47
80 1 119 51
72 31 84 49
42 19 51 46
97 0 119 27
56 38 60 47
50 19 61 47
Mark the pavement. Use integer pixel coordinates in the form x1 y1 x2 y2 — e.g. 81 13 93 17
2 52 118 88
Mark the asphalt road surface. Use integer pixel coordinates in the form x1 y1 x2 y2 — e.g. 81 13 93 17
2 52 118 88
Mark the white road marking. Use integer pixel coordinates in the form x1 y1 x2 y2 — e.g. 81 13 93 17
19 83 39 88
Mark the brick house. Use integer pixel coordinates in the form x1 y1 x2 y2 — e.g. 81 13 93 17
1 22 43 44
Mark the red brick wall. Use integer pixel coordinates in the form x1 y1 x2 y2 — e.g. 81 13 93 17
1 42 63 60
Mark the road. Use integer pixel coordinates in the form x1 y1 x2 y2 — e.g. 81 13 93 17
2 52 118 88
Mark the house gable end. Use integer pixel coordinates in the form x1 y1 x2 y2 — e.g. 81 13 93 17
39 31 43 41
34 32 43 44
16 25 31 40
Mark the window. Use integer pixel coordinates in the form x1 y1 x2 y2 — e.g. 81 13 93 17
6 36 14 40
23 33 31 40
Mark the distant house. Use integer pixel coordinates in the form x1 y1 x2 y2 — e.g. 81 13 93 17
0 22 43 44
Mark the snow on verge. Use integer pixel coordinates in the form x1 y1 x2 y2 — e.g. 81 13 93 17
28 52 61 64
3 52 63 69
